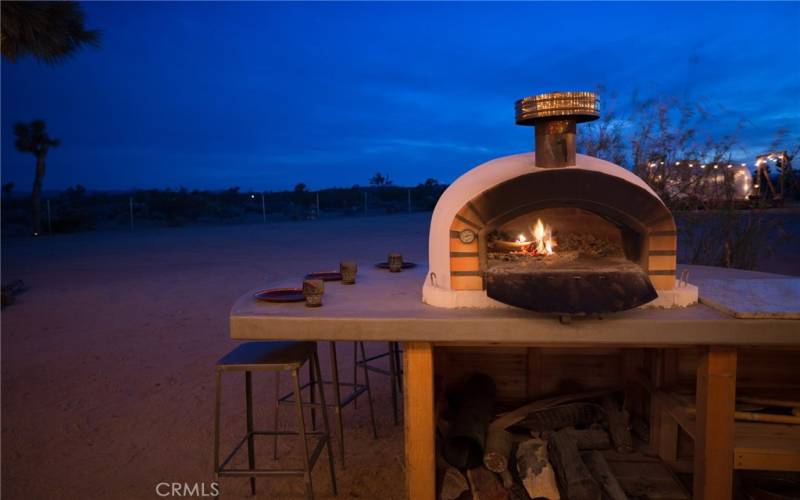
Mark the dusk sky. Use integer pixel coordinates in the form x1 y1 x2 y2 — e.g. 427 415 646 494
2 1 798 191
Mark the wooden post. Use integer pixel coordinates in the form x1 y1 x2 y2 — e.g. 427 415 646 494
404 341 435 500
129 196 134 231
316 192 320 218
693 346 737 500
261 192 266 222
46 199 52 234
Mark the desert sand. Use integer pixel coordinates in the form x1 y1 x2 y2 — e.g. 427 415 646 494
2 214 433 499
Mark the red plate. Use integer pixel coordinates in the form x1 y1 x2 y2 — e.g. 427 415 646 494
304 271 343 281
254 288 305 303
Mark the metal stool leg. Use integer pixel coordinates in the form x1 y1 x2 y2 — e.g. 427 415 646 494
213 369 222 475
388 342 399 425
245 371 256 495
352 341 358 410
292 367 314 500
358 342 379 439
393 342 403 394
309 358 317 430
272 371 280 460
328 341 346 467
313 350 338 496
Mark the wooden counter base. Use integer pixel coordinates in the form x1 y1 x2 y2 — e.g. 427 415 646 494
229 265 800 500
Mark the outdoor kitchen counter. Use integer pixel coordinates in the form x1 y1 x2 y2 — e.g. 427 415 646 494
229 264 800 500
230 264 799 346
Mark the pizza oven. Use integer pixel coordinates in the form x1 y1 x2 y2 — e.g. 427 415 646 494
422 91 698 314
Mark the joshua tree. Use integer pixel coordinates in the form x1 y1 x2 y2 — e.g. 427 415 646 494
14 120 60 234
369 172 392 187
1 1 100 64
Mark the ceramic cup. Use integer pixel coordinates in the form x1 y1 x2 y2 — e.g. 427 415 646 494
302 279 324 307
388 252 403 273
340 261 357 284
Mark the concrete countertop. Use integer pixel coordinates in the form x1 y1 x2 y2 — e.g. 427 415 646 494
230 264 800 346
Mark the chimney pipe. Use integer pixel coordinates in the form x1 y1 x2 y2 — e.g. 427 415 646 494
515 91 600 169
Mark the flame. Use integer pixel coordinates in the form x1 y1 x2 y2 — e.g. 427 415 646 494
526 218 557 256
517 233 527 243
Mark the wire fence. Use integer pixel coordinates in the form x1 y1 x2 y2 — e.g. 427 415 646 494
1 184 448 236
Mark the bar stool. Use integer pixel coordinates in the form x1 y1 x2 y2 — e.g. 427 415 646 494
277 341 378 467
356 342 403 424
213 341 336 499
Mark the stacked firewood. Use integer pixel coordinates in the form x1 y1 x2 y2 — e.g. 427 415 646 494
438 375 633 500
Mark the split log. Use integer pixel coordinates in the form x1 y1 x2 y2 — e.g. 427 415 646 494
444 373 497 469
506 486 528 500
490 389 614 432
602 397 633 453
499 470 529 500
582 450 627 500
483 391 614 479
510 402 604 433
559 427 611 450
483 428 514 472
440 466 469 500
547 430 601 500
516 437 560 499
467 467 508 500
499 469 514 490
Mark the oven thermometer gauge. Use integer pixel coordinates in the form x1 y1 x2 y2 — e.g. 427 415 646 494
459 229 476 244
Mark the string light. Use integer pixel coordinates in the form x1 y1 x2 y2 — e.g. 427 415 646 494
675 161 681 165
700 164 706 169
727 164 732 168
713 164 718 169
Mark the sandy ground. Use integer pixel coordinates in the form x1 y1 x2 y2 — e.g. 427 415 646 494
3 211 799 500
2 214 432 499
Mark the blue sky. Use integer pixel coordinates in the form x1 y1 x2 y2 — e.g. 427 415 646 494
2 1 798 191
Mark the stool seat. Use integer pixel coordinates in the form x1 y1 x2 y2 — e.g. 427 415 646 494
217 341 316 370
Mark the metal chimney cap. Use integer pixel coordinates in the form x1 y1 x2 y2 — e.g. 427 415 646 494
515 91 600 126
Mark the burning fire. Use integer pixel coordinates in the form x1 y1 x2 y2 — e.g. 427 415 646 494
532 218 556 255
516 218 556 256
